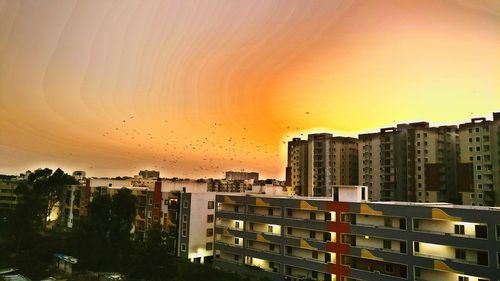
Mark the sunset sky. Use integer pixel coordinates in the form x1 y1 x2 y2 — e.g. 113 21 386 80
0 0 499 179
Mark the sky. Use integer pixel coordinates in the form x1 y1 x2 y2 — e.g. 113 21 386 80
0 0 499 179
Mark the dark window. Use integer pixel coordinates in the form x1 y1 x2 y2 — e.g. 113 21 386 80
207 201 214 209
310 231 316 239
234 205 239 212
268 208 274 216
454 224 465 235
206 242 213 250
207 214 214 223
400 241 407 253
455 249 466 260
475 225 487 239
234 238 239 245
269 244 275 251
312 251 318 259
286 246 292 254
361 187 366 200
385 263 394 273
287 227 292 235
287 209 293 216
458 276 469 281
234 255 239 261
206 228 214 237
384 217 392 227
310 212 316 220
267 225 273 233
399 218 406 230
383 239 391 249
414 242 420 252
477 251 488 266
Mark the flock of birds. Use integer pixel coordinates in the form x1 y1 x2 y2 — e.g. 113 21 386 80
93 112 312 178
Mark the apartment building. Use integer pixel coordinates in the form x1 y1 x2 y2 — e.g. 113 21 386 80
286 138 309 196
213 187 500 281
359 123 459 203
286 134 358 197
226 171 259 181
169 191 217 264
458 113 500 206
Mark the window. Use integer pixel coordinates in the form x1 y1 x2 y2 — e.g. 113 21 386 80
454 224 465 235
312 251 318 259
476 137 480 142
475 127 480 132
206 242 213 250
310 212 316 220
267 225 273 233
206 228 214 237
383 239 392 250
181 243 187 252
477 165 482 171
286 246 292 254
496 225 500 239
476 146 481 151
207 201 214 209
400 241 407 253
234 206 239 212
235 221 240 229
310 231 316 239
148 198 153 205
384 217 392 227
183 200 188 208
268 208 274 216
234 238 240 245
287 208 293 216
207 214 214 223
269 244 275 251
458 276 469 281
414 242 420 252
287 227 292 235
468 137 473 143
469 147 473 152
182 214 187 222
476 155 481 161
455 249 466 260
234 255 239 261
385 263 394 273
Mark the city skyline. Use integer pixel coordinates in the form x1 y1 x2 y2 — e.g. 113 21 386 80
1 0 499 179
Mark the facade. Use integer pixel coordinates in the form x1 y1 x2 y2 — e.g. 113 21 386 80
359 123 459 203
173 192 216 264
458 113 500 206
286 138 309 196
286 134 358 197
225 171 259 181
213 189 500 281
139 170 160 179
0 180 18 211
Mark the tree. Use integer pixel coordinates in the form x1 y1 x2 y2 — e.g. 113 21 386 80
128 224 177 281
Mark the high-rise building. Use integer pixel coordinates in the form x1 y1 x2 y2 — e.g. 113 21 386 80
286 138 309 196
286 134 358 197
359 122 459 203
458 113 500 206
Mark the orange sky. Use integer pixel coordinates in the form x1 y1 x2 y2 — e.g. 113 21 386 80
0 0 499 179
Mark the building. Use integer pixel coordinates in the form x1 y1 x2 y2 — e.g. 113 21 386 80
286 138 309 196
139 170 160 179
286 134 358 197
169 191 216 264
225 171 259 181
213 187 500 281
458 113 500 206
0 180 18 212
359 122 459 203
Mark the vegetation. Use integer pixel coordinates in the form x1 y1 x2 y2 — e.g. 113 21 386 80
0 168 269 281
